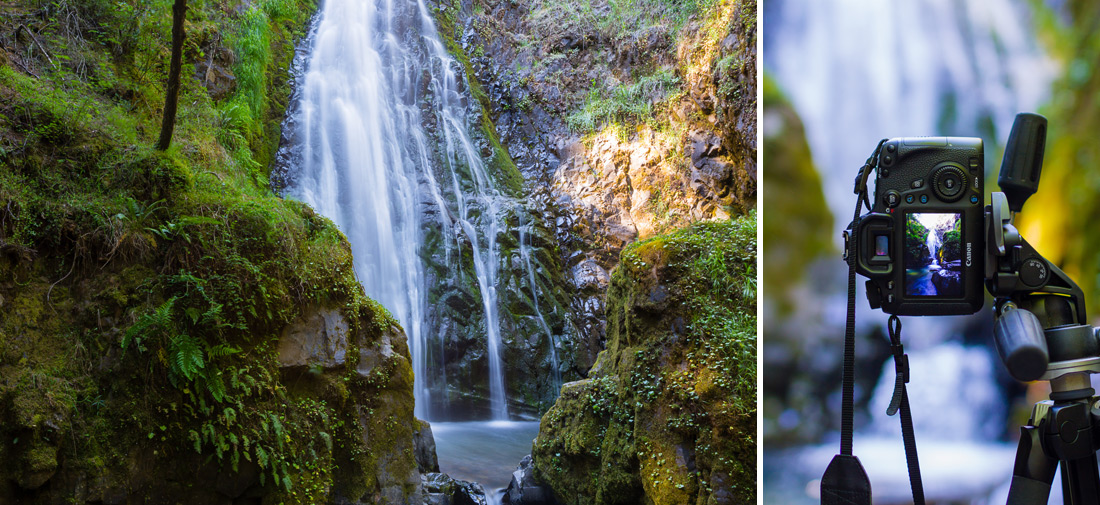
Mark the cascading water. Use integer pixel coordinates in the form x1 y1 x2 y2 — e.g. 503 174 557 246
279 0 514 420
518 220 561 389
927 231 940 268
914 213 950 268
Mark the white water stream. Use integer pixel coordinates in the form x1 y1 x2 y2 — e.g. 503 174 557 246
282 0 516 420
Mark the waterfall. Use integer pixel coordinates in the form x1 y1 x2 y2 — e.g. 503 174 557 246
927 230 940 267
914 213 952 268
280 0 512 420
519 219 561 389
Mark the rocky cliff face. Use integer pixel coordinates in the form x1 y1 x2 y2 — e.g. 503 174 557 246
435 0 756 397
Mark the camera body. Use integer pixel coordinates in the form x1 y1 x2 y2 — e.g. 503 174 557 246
852 137 985 315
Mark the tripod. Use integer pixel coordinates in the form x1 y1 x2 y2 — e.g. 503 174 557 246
986 113 1100 504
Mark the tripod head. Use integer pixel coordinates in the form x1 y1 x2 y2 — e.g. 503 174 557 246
987 113 1098 383
985 114 1100 505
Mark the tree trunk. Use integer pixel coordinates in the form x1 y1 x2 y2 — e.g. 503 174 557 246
155 0 187 151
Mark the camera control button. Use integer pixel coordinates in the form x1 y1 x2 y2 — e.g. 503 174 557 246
905 194 915 204
887 281 894 290
920 195 929 204
970 195 979 204
886 143 897 153
911 179 924 189
884 190 901 208
883 154 894 165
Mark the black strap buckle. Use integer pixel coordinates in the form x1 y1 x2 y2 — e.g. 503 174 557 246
886 315 909 415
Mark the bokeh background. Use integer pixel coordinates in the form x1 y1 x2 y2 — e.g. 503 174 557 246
763 0 1100 503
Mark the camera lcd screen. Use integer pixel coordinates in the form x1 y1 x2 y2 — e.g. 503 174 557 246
904 213 963 298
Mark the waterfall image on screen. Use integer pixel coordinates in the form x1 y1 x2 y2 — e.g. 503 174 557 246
905 213 964 297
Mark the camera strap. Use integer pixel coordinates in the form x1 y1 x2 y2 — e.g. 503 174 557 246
886 314 925 504
823 140 925 505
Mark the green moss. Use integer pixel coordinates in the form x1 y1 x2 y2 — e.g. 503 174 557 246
533 214 756 505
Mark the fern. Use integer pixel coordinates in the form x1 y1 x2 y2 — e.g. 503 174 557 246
207 343 241 358
205 372 226 403
189 429 201 453
122 297 176 352
256 444 269 468
222 407 237 426
169 334 205 381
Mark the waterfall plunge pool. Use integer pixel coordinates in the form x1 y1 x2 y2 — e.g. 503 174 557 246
432 421 541 503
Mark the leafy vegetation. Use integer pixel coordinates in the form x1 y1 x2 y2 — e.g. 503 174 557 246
567 69 681 132
905 217 929 268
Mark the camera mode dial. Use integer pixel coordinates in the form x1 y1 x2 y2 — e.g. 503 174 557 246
931 164 969 202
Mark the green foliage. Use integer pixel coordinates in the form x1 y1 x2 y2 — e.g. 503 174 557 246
905 217 929 267
170 334 205 381
567 69 681 132
530 0 715 49
940 218 961 263
122 297 176 353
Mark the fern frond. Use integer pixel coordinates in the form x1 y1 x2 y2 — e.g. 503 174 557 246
170 334 205 381
207 343 241 359
206 372 227 403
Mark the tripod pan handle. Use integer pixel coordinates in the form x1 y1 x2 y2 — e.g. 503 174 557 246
995 307 1049 382
998 112 1047 213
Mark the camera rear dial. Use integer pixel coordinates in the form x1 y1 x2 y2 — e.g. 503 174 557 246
931 163 969 202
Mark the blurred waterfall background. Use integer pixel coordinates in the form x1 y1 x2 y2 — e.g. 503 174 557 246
758 0 1100 502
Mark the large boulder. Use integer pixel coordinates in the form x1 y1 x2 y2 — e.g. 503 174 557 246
276 305 350 368
531 218 756 505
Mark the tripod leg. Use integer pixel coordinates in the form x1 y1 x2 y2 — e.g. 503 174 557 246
1007 425 1058 505
1059 451 1100 505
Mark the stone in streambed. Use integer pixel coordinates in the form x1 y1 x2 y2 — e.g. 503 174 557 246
421 473 490 505
414 419 440 473
503 455 557 505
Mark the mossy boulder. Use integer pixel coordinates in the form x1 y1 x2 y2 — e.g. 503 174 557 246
531 215 756 505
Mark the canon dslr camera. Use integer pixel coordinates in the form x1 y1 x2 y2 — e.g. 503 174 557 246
850 137 985 315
